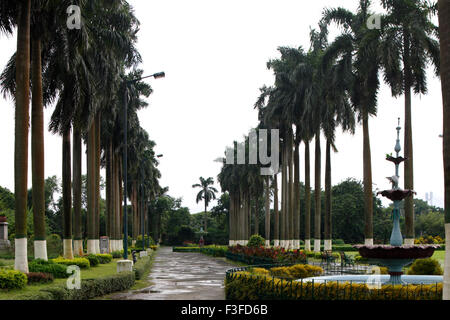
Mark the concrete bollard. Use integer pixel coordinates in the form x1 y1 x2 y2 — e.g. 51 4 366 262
139 251 148 258
117 260 133 273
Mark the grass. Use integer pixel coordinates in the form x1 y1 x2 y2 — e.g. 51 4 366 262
0 258 122 300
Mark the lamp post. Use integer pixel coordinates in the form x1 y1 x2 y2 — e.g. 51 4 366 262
122 72 165 260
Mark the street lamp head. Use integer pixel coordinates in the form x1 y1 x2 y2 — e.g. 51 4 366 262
152 72 165 79
157 154 163 158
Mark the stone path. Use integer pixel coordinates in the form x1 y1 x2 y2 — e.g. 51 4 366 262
111 246 237 300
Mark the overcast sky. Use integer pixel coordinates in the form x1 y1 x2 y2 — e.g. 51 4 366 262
0 0 444 214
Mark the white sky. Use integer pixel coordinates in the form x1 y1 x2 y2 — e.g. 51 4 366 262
0 0 444 214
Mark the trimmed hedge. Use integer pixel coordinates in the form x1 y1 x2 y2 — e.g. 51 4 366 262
225 272 442 300
407 258 443 275
0 270 27 290
29 259 68 279
52 257 90 269
16 272 135 300
267 264 323 280
85 254 100 267
96 254 113 264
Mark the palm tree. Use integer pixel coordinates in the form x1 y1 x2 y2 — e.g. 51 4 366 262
11 0 31 272
438 0 450 300
322 0 381 245
380 0 440 244
193 177 218 232
321 56 356 251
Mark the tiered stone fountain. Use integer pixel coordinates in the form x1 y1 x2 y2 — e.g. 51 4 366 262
303 120 442 285
354 118 440 284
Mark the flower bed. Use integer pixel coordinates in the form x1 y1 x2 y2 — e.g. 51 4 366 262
226 245 307 265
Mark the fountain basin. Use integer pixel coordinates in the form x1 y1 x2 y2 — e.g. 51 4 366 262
301 274 443 285
377 189 416 201
353 244 440 284
354 244 439 259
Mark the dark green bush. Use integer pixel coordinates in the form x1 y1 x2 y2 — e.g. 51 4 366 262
96 254 113 264
407 258 443 275
111 250 131 259
26 272 54 284
85 254 100 267
29 259 68 278
247 234 265 247
0 269 27 289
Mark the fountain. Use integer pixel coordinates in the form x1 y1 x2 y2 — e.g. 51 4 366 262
354 118 440 284
301 119 442 286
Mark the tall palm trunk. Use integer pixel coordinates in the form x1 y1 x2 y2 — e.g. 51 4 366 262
264 176 270 247
62 128 73 259
274 174 279 246
239 189 245 244
229 193 234 245
294 141 300 249
314 129 321 252
73 128 83 256
95 114 101 252
288 131 294 249
31 36 47 260
438 0 450 300
324 140 332 251
304 140 311 251
87 122 96 253
131 182 137 246
403 32 414 244
362 107 374 245
204 200 208 232
118 157 124 250
280 141 287 247
254 196 259 235
14 0 31 273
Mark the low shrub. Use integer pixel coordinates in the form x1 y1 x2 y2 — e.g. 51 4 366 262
96 254 113 264
0 269 27 289
332 239 345 245
133 255 152 280
26 272 54 284
29 259 68 278
269 264 323 280
225 272 442 300
200 245 228 257
111 251 123 259
85 254 100 267
407 258 443 275
51 257 90 269
247 234 265 248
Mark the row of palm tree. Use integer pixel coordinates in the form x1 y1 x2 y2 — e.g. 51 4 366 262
217 0 440 252
0 1 163 272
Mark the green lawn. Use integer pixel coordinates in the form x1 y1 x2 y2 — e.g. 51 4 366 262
0 258 121 300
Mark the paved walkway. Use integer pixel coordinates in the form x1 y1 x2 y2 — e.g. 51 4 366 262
111 246 237 300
